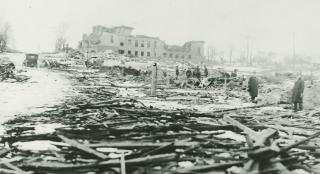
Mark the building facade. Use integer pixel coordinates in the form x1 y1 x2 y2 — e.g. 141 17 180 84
79 25 205 61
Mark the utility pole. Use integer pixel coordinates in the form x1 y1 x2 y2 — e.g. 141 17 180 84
212 47 216 62
150 63 158 96
86 41 89 60
229 47 233 64
249 47 253 65
293 32 296 61
209 47 212 62
246 35 250 65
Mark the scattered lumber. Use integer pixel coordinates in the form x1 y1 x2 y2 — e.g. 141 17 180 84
175 161 243 173
57 135 108 160
1 68 318 174
0 160 32 174
21 153 176 171
0 148 10 157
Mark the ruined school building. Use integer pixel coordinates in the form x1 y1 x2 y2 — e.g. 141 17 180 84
79 25 205 62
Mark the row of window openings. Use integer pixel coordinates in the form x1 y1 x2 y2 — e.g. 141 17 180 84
120 41 152 48
111 38 154 48
119 50 152 57
163 53 191 59
116 40 199 55
118 50 191 59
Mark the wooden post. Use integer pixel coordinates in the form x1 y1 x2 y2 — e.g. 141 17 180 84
166 75 170 87
151 63 157 96
120 152 126 174
224 74 227 92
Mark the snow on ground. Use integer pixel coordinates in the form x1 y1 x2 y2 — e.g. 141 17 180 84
0 69 72 124
139 92 254 112
13 140 60 152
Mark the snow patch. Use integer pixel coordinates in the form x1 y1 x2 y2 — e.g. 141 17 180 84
13 140 60 152
215 131 246 142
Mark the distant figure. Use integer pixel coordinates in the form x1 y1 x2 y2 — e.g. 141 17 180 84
84 59 89 69
204 66 208 77
240 75 246 89
231 69 238 78
186 68 192 79
227 79 236 90
175 66 179 79
292 76 304 112
163 71 167 78
248 72 259 103
193 66 201 79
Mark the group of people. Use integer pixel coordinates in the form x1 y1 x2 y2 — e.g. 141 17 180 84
175 66 209 80
174 66 305 112
247 72 305 112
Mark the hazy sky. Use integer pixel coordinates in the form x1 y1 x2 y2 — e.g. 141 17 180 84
1 0 320 56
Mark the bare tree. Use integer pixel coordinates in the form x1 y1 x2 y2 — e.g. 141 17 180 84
55 24 68 52
0 22 11 53
229 47 233 64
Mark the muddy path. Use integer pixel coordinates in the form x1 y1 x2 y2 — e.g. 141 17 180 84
0 68 74 129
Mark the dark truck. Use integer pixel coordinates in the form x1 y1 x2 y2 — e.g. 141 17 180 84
23 53 39 67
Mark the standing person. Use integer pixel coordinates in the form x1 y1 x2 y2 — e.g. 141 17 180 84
194 66 201 80
231 69 238 78
204 66 208 77
186 68 192 79
175 66 179 80
248 72 259 103
240 75 246 89
163 71 167 79
292 76 304 112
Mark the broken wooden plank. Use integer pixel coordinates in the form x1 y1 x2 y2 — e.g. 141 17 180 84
140 142 174 157
57 135 108 160
224 116 277 147
254 128 277 147
21 153 176 171
280 131 320 153
175 161 243 173
223 115 259 140
120 152 126 174
245 135 254 148
249 131 320 160
52 140 199 149
241 159 259 174
0 148 10 157
0 168 19 174
0 160 32 174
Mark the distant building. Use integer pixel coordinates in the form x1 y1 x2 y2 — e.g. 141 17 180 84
79 25 205 61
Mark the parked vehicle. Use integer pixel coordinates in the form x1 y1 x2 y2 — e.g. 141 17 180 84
23 54 39 67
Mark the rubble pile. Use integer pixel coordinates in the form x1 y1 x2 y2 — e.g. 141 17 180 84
1 70 320 174
0 61 15 81
0 58 30 82
304 80 320 110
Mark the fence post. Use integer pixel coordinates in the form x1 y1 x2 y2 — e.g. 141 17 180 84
151 63 157 96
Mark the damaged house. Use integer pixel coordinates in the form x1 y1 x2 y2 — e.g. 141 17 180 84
79 25 205 62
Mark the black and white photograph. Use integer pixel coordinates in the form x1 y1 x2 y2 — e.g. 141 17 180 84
0 0 320 173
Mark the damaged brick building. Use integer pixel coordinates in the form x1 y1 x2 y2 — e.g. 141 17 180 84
79 25 205 61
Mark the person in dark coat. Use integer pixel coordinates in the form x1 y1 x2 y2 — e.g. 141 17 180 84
248 72 258 103
231 69 238 78
186 68 192 79
193 66 201 79
204 66 208 77
292 76 304 111
175 66 179 79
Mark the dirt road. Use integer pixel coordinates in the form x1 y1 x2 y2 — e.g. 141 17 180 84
0 68 72 125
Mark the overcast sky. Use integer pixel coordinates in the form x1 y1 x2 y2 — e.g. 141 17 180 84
1 0 320 56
